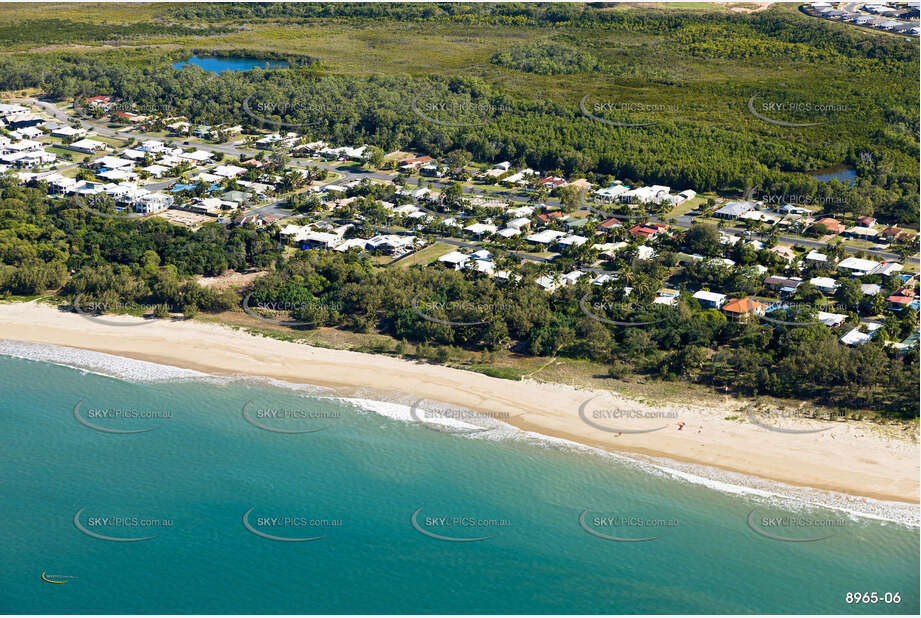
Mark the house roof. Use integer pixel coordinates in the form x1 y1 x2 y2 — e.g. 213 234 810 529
722 297 767 315
715 201 755 217
692 290 726 303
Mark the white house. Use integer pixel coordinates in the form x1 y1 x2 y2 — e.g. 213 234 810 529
135 192 174 214
692 290 727 309
619 185 670 204
840 323 882 346
438 251 470 270
213 164 247 178
837 257 879 276
68 138 108 154
464 223 497 236
809 277 839 294
179 150 213 163
596 183 629 202
506 217 531 230
526 230 567 245
51 126 87 139
140 164 170 178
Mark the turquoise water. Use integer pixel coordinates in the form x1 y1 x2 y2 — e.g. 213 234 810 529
173 55 289 73
0 353 917 614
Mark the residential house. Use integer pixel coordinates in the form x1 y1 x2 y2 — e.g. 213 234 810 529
538 176 567 189
839 322 883 346
628 223 668 240
595 183 629 203
764 276 803 295
619 185 670 205
692 291 727 309
464 223 497 237
809 277 839 294
51 126 87 139
399 155 434 170
714 201 756 219
814 217 845 234
837 257 879 276
536 211 564 224
558 234 588 248
721 297 768 321
64 139 109 154
881 227 916 243
599 217 622 230
506 217 531 230
526 230 568 245
135 192 174 214
843 226 880 241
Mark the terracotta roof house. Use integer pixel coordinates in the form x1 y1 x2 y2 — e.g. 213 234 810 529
599 217 622 229
399 155 434 170
857 216 877 227
538 176 567 188
536 211 564 224
722 297 768 321
887 294 915 310
881 227 916 242
814 218 845 234
628 223 668 240
769 244 796 262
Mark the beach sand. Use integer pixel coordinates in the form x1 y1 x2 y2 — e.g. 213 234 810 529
1 301 917 504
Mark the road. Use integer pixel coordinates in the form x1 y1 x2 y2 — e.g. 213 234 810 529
23 96 919 266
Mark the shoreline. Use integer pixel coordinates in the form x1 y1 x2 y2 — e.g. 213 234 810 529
0 301 918 507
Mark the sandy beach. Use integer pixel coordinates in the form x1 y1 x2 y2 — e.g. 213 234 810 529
1 301 918 504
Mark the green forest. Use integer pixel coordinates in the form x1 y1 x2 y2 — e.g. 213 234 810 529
0 4 917 223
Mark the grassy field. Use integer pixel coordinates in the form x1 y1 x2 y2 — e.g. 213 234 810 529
392 241 455 268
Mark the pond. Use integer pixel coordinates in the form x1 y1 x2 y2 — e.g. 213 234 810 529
173 55 289 73
808 164 856 186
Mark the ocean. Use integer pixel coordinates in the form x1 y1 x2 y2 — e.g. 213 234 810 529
1 341 918 614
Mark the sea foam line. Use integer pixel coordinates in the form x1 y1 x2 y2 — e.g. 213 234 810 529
2 339 917 527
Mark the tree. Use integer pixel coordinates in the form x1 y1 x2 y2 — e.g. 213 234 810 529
363 146 385 169
684 223 722 256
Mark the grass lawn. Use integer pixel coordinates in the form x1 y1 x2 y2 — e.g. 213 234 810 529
393 241 455 269
665 195 707 219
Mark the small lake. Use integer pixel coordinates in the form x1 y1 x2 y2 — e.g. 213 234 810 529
173 55 289 73
809 164 856 186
